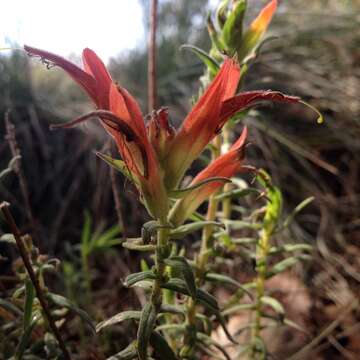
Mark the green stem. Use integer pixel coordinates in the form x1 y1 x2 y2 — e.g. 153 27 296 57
182 135 222 357
151 223 169 310
251 230 270 359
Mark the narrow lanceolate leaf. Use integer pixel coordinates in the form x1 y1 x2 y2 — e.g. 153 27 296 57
266 257 299 278
269 243 313 255
159 304 185 317
96 152 139 186
164 256 196 299
222 0 247 51
170 221 225 239
122 238 156 252
150 331 178 360
222 303 255 316
170 177 230 199
214 187 261 201
142 221 172 244
205 273 253 299
96 311 141 333
261 296 285 318
107 341 138 360
46 293 95 332
124 271 156 288
15 313 41 360
162 280 236 344
23 280 35 330
161 278 219 310
197 332 231 360
283 196 315 229
137 302 157 360
180 45 220 77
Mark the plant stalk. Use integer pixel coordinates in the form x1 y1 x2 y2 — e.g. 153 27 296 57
182 135 222 357
251 230 270 358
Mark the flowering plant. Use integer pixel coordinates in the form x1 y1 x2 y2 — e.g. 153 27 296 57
2 0 320 359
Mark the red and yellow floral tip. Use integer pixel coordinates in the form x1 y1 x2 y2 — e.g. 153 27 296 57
238 0 278 61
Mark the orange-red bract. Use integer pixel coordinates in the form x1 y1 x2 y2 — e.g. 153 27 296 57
24 45 168 220
169 127 248 226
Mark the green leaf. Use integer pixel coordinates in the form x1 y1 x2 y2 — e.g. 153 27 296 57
261 296 285 318
216 0 230 28
231 237 257 245
207 15 226 53
283 196 315 229
23 280 35 330
90 224 122 252
161 280 236 344
46 293 95 332
224 219 261 230
107 341 138 360
96 311 141 333
161 278 218 310
197 332 231 360
214 187 261 201
205 273 253 299
170 221 225 239
122 238 156 252
180 45 220 77
222 303 254 316
159 304 185 317
269 243 313 255
222 0 247 51
165 256 196 299
150 331 178 360
96 152 139 186
252 336 267 357
267 257 299 278
15 313 41 360
124 271 156 287
142 221 172 244
137 302 157 360
169 176 230 199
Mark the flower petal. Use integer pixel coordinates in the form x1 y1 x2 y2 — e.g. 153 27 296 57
109 83 148 142
169 127 248 226
82 48 112 107
165 58 241 189
24 45 98 104
219 90 300 126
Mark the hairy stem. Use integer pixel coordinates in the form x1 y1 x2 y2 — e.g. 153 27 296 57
151 221 169 310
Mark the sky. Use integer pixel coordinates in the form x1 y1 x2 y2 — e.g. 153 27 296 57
1 0 145 62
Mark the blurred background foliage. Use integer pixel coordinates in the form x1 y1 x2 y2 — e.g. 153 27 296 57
1 0 360 358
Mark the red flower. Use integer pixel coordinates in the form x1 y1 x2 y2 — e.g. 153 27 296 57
24 45 168 220
169 127 248 226
165 59 299 190
25 45 302 222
